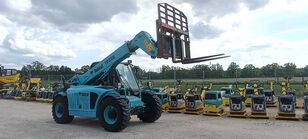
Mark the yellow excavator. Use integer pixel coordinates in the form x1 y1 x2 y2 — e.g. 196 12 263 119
0 68 20 99
22 78 41 101
0 67 42 101
14 76 41 101
14 76 31 100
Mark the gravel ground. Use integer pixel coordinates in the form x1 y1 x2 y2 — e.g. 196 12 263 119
1 99 308 139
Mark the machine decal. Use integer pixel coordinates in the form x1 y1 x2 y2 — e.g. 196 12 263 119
144 39 153 52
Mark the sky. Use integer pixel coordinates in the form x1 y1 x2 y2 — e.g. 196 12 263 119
0 0 308 71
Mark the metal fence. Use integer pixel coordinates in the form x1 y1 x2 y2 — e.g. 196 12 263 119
31 74 74 82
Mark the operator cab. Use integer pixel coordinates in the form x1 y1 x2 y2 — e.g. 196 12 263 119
91 61 140 96
245 87 254 97
204 91 223 106
99 62 140 95
220 87 234 97
1 69 18 76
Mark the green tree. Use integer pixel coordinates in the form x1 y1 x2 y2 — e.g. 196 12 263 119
241 64 256 78
32 61 45 71
282 63 297 78
191 64 211 78
226 62 240 78
210 63 224 78
80 65 90 73
260 63 282 77
59 66 73 74
48 65 60 72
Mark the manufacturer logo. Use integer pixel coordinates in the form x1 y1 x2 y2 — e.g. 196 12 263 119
170 101 178 107
231 104 242 111
281 104 293 112
253 104 264 111
265 96 273 101
187 102 195 108
144 39 153 52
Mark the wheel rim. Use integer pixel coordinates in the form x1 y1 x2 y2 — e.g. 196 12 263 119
55 102 64 118
103 105 118 125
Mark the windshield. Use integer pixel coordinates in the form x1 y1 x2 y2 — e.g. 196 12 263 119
246 89 254 95
116 64 139 91
221 89 231 95
205 93 216 100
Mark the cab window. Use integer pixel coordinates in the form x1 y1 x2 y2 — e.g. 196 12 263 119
218 93 222 99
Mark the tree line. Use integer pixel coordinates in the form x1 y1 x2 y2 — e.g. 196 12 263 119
138 62 308 80
2 61 308 80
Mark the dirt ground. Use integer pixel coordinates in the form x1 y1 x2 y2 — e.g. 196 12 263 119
1 99 308 139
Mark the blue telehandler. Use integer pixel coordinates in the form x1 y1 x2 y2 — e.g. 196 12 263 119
52 3 228 132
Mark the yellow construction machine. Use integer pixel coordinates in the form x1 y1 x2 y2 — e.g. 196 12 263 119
14 76 31 100
183 86 204 115
283 78 301 108
249 84 269 119
244 85 253 106
203 90 225 116
0 68 20 99
228 87 248 118
220 85 234 106
244 80 263 107
275 81 299 120
14 77 41 101
182 83 213 114
263 80 277 107
167 80 186 113
22 78 41 101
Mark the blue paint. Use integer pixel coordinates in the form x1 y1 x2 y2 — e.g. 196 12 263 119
220 87 234 98
69 31 157 86
58 31 158 119
55 102 63 118
204 91 223 107
69 110 97 118
103 105 118 125
127 96 144 107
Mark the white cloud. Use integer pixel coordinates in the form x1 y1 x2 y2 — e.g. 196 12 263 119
0 0 307 71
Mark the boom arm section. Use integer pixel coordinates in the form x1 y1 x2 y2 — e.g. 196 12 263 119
69 3 229 86
69 31 157 85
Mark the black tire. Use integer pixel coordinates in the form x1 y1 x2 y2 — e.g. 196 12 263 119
138 92 162 123
52 96 74 124
98 96 130 132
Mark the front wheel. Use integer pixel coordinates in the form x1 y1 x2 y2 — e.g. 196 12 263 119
138 92 162 123
98 96 130 132
52 96 74 124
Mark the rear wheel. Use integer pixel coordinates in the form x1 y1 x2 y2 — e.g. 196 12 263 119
52 96 74 124
138 92 162 122
98 96 130 132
